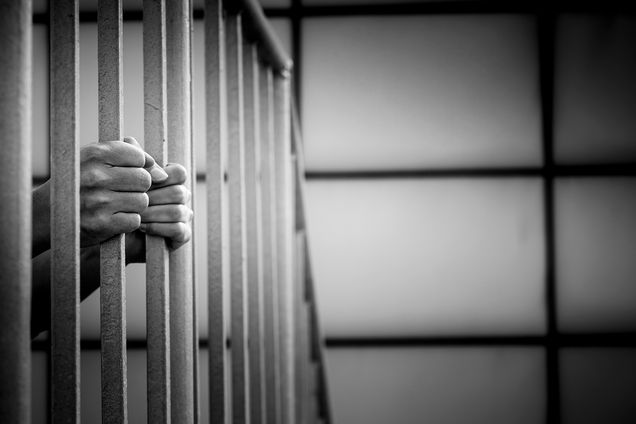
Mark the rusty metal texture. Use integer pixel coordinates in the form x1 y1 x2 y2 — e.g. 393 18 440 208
259 65 281 424
50 0 81 422
205 1 227 423
243 42 266 424
166 0 196 422
0 0 32 422
143 0 171 422
273 74 294 424
98 0 128 422
226 13 249 424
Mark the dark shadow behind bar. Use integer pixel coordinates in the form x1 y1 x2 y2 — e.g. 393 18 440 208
97 0 128 422
0 0 32 422
50 0 81 422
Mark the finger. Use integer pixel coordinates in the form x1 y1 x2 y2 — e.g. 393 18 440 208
83 191 149 215
109 192 149 214
103 167 153 192
149 163 188 189
123 136 169 184
147 185 190 206
110 212 142 235
140 204 193 223
139 222 191 245
101 139 147 167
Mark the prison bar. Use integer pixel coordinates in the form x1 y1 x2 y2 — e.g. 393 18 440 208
226 10 250 424
143 0 171 422
259 65 282 424
274 74 295 424
204 0 227 423
50 0 80 422
0 0 32 422
166 1 197 422
97 0 128 422
0 0 333 423
243 41 266 424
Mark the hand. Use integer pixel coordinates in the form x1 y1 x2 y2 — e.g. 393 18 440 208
141 163 193 250
80 136 168 247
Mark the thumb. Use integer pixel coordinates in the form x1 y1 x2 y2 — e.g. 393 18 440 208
123 136 168 183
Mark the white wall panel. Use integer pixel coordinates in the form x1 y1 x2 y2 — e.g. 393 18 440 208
305 178 546 336
554 16 636 163
561 348 636 424
556 178 636 332
326 347 545 424
302 15 541 171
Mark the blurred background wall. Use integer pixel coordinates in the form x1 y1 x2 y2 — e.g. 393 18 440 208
30 0 636 423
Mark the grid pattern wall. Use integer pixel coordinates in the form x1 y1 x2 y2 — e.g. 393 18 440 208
292 2 636 424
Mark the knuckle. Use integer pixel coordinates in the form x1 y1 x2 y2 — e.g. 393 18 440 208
81 143 106 163
93 212 112 235
82 168 109 189
84 191 110 211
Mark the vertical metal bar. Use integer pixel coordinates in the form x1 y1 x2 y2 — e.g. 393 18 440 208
305 261 332 424
0 0 31 422
97 1 127 422
226 12 249 424
311 363 320 424
188 6 200 423
294 232 306 424
50 0 80 422
273 74 294 424
143 0 171 422
205 1 227 423
243 43 265 424
259 65 281 424
166 1 196 422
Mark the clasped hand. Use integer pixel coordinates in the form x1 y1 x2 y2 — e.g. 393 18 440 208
79 136 192 255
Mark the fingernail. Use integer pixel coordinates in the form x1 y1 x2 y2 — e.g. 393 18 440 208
139 223 147 232
150 165 169 182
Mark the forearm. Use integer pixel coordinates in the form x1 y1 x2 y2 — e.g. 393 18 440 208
32 180 51 257
31 234 145 338
31 245 101 337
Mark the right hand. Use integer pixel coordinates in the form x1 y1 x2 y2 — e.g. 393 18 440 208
79 136 168 247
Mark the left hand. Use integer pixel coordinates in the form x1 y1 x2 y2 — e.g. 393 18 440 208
125 163 193 262
141 163 193 249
